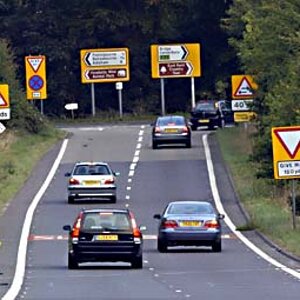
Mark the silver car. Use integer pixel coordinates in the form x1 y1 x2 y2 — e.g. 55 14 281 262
154 201 224 252
65 162 119 204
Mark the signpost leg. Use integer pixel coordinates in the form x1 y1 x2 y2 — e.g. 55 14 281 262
118 89 123 120
191 77 196 108
292 179 296 229
40 100 43 115
91 83 96 117
160 78 165 116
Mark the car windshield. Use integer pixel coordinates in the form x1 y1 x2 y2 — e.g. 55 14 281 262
73 164 110 176
82 212 131 231
195 102 217 111
157 116 185 126
167 203 214 215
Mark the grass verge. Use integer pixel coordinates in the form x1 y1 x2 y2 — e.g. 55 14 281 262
0 127 64 213
216 125 300 257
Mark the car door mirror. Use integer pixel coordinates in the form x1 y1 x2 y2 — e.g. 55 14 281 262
65 172 71 177
114 172 120 177
153 214 161 220
139 225 147 231
218 214 225 220
63 225 72 231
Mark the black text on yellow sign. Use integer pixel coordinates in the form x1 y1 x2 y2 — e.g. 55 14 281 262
25 55 47 100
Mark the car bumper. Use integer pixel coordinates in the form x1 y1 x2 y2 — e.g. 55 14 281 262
152 134 190 145
190 117 219 128
68 187 116 199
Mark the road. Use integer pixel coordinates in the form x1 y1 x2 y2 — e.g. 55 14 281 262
1 124 299 299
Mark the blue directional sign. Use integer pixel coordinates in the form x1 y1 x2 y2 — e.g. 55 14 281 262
29 75 44 91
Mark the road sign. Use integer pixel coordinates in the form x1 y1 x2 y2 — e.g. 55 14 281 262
80 48 130 83
65 103 78 110
25 55 47 100
0 84 10 120
272 126 300 179
151 43 201 78
231 99 253 111
234 112 256 122
0 122 5 134
232 75 257 99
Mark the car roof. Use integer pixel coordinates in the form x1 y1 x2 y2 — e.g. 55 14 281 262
75 161 109 166
167 201 213 206
81 208 129 214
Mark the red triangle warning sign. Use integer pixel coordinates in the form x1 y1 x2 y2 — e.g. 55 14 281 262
274 128 300 159
27 57 43 73
234 77 254 98
0 92 8 107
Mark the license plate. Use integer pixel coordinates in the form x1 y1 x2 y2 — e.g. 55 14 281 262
165 128 178 133
83 180 100 186
96 235 118 241
180 221 200 227
199 119 209 123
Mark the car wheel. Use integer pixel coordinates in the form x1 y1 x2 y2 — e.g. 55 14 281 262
68 254 79 269
131 254 143 269
157 238 168 253
152 141 158 149
212 240 222 252
186 140 192 148
110 195 117 203
68 196 74 204
191 125 197 131
208 124 215 130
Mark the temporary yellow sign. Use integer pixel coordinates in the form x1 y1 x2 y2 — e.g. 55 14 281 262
272 126 300 179
234 112 256 122
25 55 47 100
0 84 10 120
232 75 257 99
151 43 201 78
80 48 130 83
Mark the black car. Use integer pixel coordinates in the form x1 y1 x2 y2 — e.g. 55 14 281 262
154 201 224 252
152 115 192 149
190 100 233 130
63 208 144 269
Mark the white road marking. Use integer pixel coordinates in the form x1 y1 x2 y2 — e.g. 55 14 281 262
203 134 300 280
134 150 140 156
125 195 130 200
79 127 104 131
128 171 134 177
139 130 144 136
130 163 136 170
2 139 69 300
138 136 143 142
136 143 142 149
128 178 132 183
132 156 139 163
126 186 132 191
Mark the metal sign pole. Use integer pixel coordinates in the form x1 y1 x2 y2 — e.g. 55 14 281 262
118 89 123 120
40 100 43 115
160 78 165 116
191 77 195 108
91 83 96 117
292 179 296 229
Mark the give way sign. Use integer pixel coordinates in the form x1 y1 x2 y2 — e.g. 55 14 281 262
272 126 300 179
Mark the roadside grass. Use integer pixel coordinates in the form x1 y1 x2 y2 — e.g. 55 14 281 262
0 127 64 213
216 125 300 257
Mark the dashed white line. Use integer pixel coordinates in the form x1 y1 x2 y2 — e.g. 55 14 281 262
136 143 142 149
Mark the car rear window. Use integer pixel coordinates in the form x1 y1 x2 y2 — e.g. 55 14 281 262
74 164 110 175
82 212 131 231
167 203 214 215
157 116 185 126
195 102 217 111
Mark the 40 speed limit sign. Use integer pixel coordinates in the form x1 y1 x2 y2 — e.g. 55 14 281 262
231 99 253 111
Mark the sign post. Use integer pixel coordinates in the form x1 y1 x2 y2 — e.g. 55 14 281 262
80 48 130 117
272 126 300 229
115 82 123 119
151 43 201 114
25 55 47 114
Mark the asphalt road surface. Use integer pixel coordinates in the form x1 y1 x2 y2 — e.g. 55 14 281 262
0 124 299 300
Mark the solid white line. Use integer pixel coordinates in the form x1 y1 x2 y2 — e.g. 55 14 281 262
203 134 300 279
2 139 69 300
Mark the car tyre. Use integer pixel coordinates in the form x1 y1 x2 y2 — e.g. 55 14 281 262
212 240 222 252
191 125 197 131
131 254 143 269
68 196 74 204
186 140 192 148
110 195 117 203
157 238 168 253
152 141 158 149
68 254 79 269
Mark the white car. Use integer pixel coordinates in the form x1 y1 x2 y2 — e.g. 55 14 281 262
65 162 119 204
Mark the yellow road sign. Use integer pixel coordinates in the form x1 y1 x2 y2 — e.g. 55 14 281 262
25 55 47 100
272 126 300 179
80 48 130 83
0 84 10 120
234 112 256 122
232 75 257 99
151 43 201 78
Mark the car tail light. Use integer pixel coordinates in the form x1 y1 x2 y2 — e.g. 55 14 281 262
204 220 220 229
104 178 114 184
129 212 142 238
154 126 161 133
161 220 178 229
182 126 189 133
71 212 83 238
69 178 80 185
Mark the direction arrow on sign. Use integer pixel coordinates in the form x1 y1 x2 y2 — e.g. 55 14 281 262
158 45 188 61
84 51 127 67
0 122 6 134
159 62 193 77
274 128 300 159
